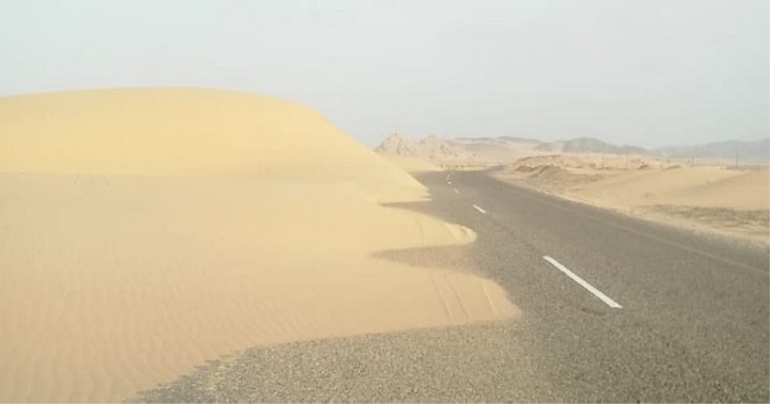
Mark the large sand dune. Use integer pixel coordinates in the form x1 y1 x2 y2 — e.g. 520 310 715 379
0 88 424 202
382 155 443 173
0 89 516 402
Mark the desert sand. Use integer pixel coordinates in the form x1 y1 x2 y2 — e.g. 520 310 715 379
0 89 517 403
382 155 443 173
499 154 769 245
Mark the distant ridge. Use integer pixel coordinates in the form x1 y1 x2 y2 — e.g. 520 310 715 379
376 134 769 165
375 133 473 160
655 138 769 164
535 137 646 154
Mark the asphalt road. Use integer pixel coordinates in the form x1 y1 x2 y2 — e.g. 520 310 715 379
411 169 769 402
135 169 769 403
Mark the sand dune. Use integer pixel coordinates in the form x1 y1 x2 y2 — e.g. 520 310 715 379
671 169 769 211
0 89 517 402
499 155 769 245
382 155 443 173
575 166 746 206
0 88 423 202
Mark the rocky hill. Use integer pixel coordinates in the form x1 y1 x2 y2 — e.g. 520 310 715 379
655 138 769 165
535 137 646 155
375 134 474 161
376 134 769 166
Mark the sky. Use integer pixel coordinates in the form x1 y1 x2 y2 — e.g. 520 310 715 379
1 0 768 148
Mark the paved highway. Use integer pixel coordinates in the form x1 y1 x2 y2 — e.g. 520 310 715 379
137 169 769 403
416 169 769 402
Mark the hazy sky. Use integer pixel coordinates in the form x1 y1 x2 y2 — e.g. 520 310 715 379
2 0 767 148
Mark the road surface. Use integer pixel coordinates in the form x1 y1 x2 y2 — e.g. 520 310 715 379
136 169 769 403
416 169 769 401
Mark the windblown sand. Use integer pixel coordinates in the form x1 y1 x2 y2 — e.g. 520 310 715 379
382 155 443 173
500 154 769 245
0 89 517 403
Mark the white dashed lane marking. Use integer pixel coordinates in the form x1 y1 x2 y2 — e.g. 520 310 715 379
543 256 622 309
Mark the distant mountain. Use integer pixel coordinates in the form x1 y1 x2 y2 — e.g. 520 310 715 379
653 138 769 164
535 137 647 155
375 134 473 161
376 134 549 162
453 136 541 145
375 134 769 165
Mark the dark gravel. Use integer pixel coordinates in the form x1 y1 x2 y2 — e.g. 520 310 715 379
130 321 563 403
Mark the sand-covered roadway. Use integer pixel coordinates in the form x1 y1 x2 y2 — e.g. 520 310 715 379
2 89 766 402
136 169 769 403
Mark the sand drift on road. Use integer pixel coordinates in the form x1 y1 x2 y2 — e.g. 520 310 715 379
0 89 517 403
